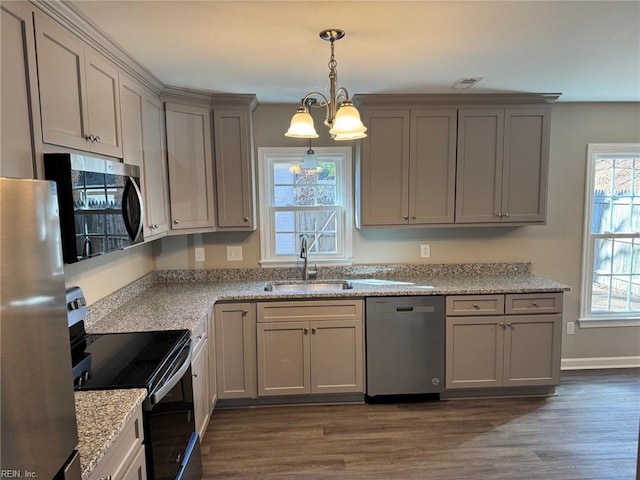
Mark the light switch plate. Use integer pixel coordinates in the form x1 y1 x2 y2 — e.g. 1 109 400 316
227 245 243 262
194 247 205 262
420 244 431 258
566 321 575 335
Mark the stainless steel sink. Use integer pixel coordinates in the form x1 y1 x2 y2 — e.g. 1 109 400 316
264 281 353 292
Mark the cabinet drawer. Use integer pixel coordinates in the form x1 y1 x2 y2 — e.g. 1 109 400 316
257 300 363 323
191 315 207 352
505 292 563 314
446 295 505 316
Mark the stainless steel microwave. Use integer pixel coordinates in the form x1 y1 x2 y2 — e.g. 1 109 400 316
44 153 144 264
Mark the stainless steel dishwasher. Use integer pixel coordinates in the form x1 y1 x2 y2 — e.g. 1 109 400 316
366 296 445 398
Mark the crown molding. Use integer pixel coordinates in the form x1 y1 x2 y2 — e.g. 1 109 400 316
32 0 165 95
162 86 258 110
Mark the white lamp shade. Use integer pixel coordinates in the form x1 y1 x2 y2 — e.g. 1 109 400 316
285 108 319 138
329 102 367 140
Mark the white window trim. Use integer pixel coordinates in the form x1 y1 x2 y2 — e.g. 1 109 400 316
257 146 354 267
579 143 640 327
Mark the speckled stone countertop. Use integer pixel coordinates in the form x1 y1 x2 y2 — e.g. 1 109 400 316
74 389 147 480
86 263 570 334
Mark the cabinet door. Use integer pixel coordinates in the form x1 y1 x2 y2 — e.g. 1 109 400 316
445 316 504 389
207 308 217 412
1 2 40 179
310 320 364 394
409 109 457 224
165 102 216 230
501 108 550 223
455 110 504 223
503 314 562 387
213 108 255 230
214 303 256 399
119 75 145 179
34 12 89 151
257 321 310 396
84 49 122 157
142 95 170 238
120 444 147 480
192 338 210 439
359 110 410 225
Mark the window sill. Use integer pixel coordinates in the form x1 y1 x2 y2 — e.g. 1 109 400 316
578 317 640 328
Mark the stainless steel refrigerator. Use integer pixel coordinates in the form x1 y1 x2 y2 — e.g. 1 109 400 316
1 178 81 479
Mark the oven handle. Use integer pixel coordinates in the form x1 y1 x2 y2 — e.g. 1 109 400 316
150 339 192 405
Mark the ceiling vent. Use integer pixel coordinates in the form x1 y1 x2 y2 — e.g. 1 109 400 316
451 77 483 89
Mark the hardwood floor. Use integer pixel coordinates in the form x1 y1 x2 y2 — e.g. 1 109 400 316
201 369 640 479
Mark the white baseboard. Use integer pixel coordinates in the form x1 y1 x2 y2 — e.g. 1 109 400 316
561 356 640 370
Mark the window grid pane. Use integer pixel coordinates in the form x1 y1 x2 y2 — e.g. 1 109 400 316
590 153 640 315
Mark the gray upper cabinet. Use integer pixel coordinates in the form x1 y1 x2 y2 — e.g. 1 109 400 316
354 94 557 228
34 12 122 158
1 1 41 179
456 107 550 224
165 101 216 231
357 108 456 226
213 107 256 230
119 76 170 240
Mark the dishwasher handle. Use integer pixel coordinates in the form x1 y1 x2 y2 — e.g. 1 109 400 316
375 305 437 314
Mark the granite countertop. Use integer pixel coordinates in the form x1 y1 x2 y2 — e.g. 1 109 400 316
86 265 569 334
75 389 147 480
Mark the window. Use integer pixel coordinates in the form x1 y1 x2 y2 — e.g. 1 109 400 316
580 143 640 326
258 147 353 266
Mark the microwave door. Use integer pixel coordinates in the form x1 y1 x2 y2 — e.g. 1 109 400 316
122 176 144 243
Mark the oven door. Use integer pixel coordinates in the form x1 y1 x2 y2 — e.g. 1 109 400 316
145 341 202 480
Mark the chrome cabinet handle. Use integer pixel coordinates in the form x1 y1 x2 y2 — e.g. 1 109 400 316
506 322 512 327
504 212 509 218
532 301 538 307
243 217 249 222
496 213 503 218
85 134 95 142
242 310 248 315
303 328 309 335
94 135 100 143
499 322 506 329
311 327 317 334
473 304 480 309
173 219 181 225
402 215 409 220
411 216 416 220
192 372 198 378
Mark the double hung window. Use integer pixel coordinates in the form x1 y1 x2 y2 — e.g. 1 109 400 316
258 147 353 266
580 143 640 325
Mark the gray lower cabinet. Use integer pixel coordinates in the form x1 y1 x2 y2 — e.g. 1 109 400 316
1 1 41 179
357 108 457 226
88 404 146 480
190 314 210 439
445 293 562 389
256 300 364 396
456 107 550 224
214 303 257 399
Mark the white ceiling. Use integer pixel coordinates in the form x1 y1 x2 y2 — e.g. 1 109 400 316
70 1 640 103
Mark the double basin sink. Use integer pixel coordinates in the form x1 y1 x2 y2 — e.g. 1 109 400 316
263 279 434 292
264 280 353 292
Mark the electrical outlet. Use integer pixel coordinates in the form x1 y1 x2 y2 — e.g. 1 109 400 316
420 244 431 258
566 321 575 335
227 245 243 262
194 247 205 262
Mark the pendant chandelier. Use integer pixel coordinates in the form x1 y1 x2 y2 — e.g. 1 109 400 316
285 29 367 141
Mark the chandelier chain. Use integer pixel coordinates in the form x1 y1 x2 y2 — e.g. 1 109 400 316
328 38 337 72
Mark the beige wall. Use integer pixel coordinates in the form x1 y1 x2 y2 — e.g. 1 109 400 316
156 102 640 362
64 242 154 305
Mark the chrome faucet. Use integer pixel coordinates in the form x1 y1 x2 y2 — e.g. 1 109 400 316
300 234 309 280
